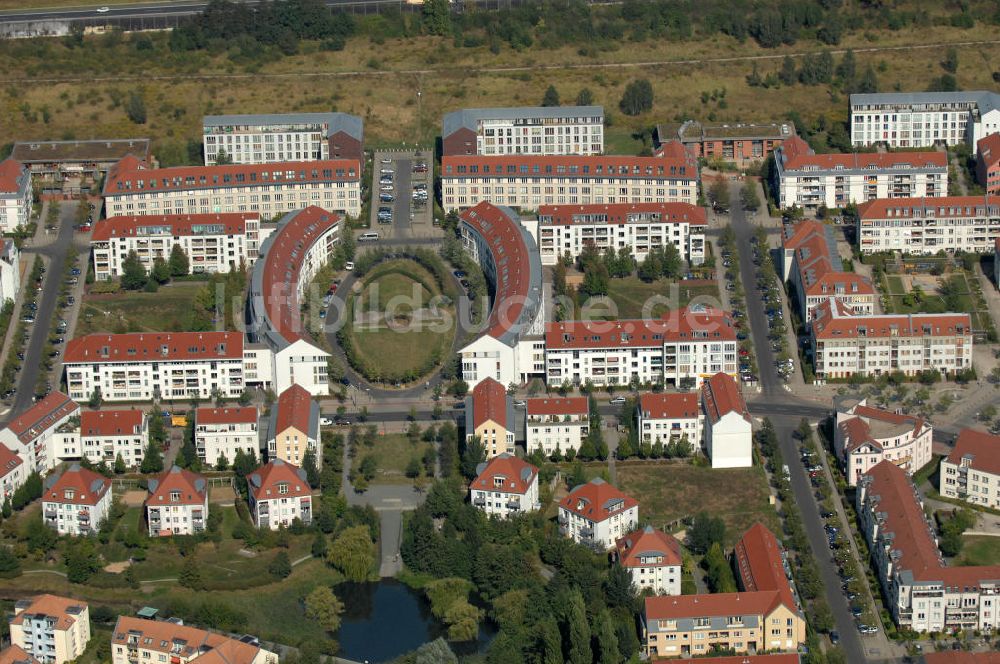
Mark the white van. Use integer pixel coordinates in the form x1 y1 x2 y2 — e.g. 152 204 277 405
358 232 379 242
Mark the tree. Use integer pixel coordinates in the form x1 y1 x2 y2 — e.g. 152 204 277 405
327 525 376 581
535 616 563 664
689 512 726 555
179 557 204 590
125 91 146 124
741 181 761 211
304 585 344 632
460 436 486 480
113 453 127 474
708 180 730 211
0 546 21 578
942 47 959 74
704 541 737 592
576 88 594 106
542 85 561 107
406 457 422 479
65 540 101 583
660 243 683 279
856 65 879 94
148 409 166 446
422 0 451 36
415 639 458 664
619 79 653 116
268 550 292 579
121 250 147 290
169 244 190 277
88 388 103 410
150 256 171 285
605 561 637 610
594 609 622 664
779 55 797 85
302 449 320 487
140 441 164 474
312 532 328 558
563 589 592 664
836 49 857 85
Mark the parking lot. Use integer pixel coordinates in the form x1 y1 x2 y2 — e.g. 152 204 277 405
369 149 435 240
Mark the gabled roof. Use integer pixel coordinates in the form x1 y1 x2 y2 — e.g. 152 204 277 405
838 402 925 456
977 133 1000 168
470 454 538 496
945 429 1000 476
525 396 588 418
43 465 110 506
546 307 736 350
559 478 638 523
65 332 243 364
538 202 707 227
777 136 945 172
10 594 87 631
111 616 264 663
80 409 144 438
4 391 79 445
195 406 258 426
0 443 22 479
0 158 28 194
272 384 318 440
248 460 311 501
811 298 971 340
734 523 798 615
470 378 511 430
0 644 39 664
92 213 255 242
857 194 1000 220
782 221 874 300
701 372 750 424
644 589 793 621
442 154 696 180
638 392 700 420
147 466 207 506
615 525 682 568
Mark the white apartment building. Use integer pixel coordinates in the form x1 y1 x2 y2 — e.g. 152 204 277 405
111 616 278 664
41 465 112 536
441 154 698 212
636 392 702 448
701 372 753 469
524 397 589 457
940 429 1000 510
103 155 362 220
545 307 738 389
247 460 312 529
774 136 947 210
194 407 259 467
90 213 260 281
857 195 1000 255
10 595 91 664
79 409 148 470
146 466 208 537
0 239 21 305
63 331 245 403
536 202 706 266
615 526 683 596
247 206 337 396
442 106 604 156
558 478 639 550
811 299 973 380
850 91 1000 152
0 392 80 474
469 454 540 519
835 398 932 487
202 112 363 164
857 461 1000 633
0 158 32 233
457 203 545 389
0 444 25 502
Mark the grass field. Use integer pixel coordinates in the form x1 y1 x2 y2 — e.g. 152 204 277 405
591 277 721 319
366 432 433 483
881 271 992 331
77 282 208 335
955 536 1000 567
616 461 779 546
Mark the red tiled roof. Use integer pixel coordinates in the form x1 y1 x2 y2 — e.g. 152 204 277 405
0 443 22 479
64 332 243 364
654 139 689 160
147 466 207 506
559 478 638 523
857 194 1000 220
0 644 38 664
811 299 971 340
615 526 682 568
783 221 874 299
734 523 799 616
248 460 311 501
654 655 801 664
702 372 750 424
644 590 792 621
44 466 111 506
0 158 26 193
111 616 263 662
638 392 700 420
80 409 143 438
471 377 509 430
442 153 696 180
274 384 314 435
546 307 735 350
846 404 926 452
258 206 340 345
470 454 538 495
91 212 256 241
978 133 1000 168
779 135 945 171
195 406 258 426
945 428 1000 476
538 202 707 227
10 594 86 631
861 461 1000 587
460 202 535 341
525 396 588 417
104 156 360 196
925 653 1000 664
4 391 78 445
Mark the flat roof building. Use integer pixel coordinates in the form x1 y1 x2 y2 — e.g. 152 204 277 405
202 112 363 165
442 105 604 157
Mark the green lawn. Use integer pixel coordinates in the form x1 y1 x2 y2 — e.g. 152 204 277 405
616 461 780 547
955 536 1000 567
77 282 208 335
365 432 433 484
601 277 721 319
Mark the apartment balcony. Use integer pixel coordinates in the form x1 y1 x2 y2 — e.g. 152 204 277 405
506 499 521 510
557 513 568 525
44 508 57 519
579 526 594 539
473 496 486 506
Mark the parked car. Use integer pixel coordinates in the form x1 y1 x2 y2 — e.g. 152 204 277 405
609 397 626 405
319 417 333 426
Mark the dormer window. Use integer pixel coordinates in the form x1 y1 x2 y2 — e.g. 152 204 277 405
170 491 180 502
278 482 289 495
64 489 75 500
493 477 505 488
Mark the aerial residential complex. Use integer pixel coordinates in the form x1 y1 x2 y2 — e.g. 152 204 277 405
834 398 932 486
856 195 1000 255
9 594 91 664
773 136 947 209
266 384 321 468
440 153 698 211
464 377 515 459
636 392 703 447
90 212 261 281
247 460 312 530
0 445 25 502
536 202 707 266
78 409 148 469
145 466 208 537
857 461 1000 633
0 391 80 474
103 155 362 219
42 465 112 536
810 299 973 380
442 105 604 156
939 429 1000 510
11 138 151 180
524 396 589 456
111 615 278 664
849 91 1000 151
656 120 796 167
558 478 639 550
194 407 259 467
781 221 876 323
202 112 364 164
0 158 32 233
614 525 683 596
468 453 539 519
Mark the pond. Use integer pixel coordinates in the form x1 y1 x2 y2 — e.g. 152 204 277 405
335 579 496 663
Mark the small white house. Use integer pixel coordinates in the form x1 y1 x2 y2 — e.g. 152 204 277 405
558 478 639 550
636 392 703 449
247 460 312 530
469 454 539 519
79 409 148 470
615 525 684 596
701 372 753 468
524 397 589 457
41 465 112 536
